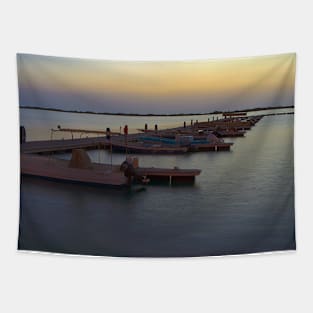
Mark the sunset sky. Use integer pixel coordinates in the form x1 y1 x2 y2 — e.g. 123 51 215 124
17 53 296 114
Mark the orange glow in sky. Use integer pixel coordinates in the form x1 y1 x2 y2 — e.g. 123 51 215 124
17 53 296 114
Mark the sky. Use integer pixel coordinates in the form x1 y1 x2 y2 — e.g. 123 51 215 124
17 53 296 114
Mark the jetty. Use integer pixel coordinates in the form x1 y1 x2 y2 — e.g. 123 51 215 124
20 114 263 155
135 167 201 184
21 136 109 154
21 153 128 187
19 112 266 187
21 152 201 186
110 142 188 154
20 133 232 155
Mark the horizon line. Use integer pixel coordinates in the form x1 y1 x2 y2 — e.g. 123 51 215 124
19 105 294 117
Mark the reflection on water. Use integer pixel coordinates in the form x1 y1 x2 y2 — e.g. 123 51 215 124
19 109 295 256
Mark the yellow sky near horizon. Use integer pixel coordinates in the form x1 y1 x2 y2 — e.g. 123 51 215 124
18 53 296 99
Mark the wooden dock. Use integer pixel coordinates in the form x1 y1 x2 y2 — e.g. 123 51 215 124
21 137 109 154
21 154 201 186
189 142 233 151
110 141 189 154
21 153 128 187
135 167 201 184
18 113 267 188
20 114 263 155
21 135 231 154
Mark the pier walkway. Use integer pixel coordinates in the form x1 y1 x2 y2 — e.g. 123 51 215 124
21 137 109 154
21 154 128 187
21 154 201 186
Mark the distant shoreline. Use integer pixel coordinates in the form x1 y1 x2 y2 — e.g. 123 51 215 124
19 105 294 117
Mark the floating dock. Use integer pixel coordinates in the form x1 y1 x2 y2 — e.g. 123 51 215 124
21 153 201 186
110 142 188 154
21 153 128 187
21 137 109 154
19 113 265 188
135 167 201 184
20 114 263 155
20 135 232 154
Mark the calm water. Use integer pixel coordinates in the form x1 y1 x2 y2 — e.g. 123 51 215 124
19 109 295 257
19 107 294 140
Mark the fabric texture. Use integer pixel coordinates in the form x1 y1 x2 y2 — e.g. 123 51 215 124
17 53 296 257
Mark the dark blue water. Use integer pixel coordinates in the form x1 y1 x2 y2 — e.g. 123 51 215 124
19 113 295 257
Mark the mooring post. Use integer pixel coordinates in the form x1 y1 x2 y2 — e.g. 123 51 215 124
20 126 26 143
124 125 128 155
106 127 112 169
